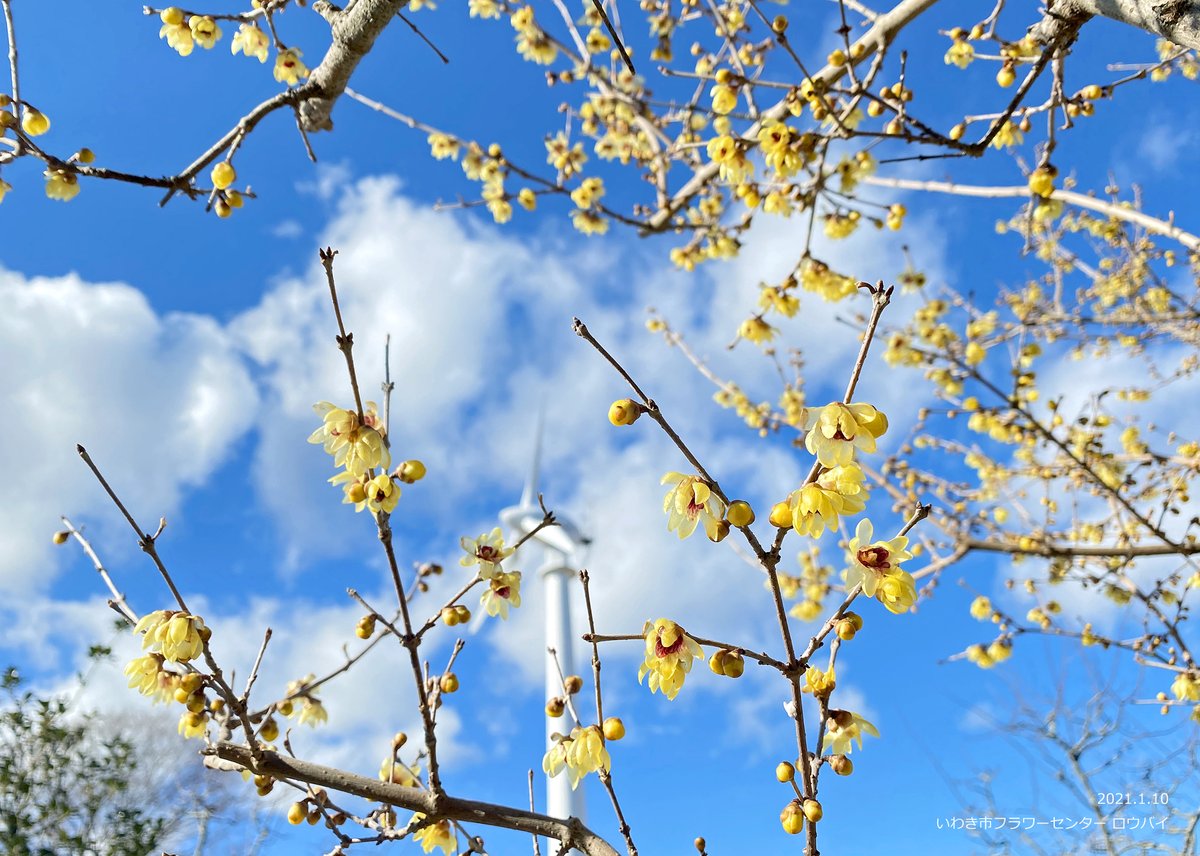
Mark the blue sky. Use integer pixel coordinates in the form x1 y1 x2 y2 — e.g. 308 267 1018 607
2 2 1198 854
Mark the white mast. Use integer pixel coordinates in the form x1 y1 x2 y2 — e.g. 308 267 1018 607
499 421 590 824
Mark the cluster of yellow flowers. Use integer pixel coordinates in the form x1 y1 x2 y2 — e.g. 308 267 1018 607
126 610 214 738
309 400 425 518
156 7 308 85
460 528 523 619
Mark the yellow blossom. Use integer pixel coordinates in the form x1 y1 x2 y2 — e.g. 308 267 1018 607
188 16 222 49
969 595 992 620
738 315 777 345
44 168 80 202
637 619 703 700
570 176 605 209
822 709 878 754
135 610 208 663
231 23 269 62
843 518 915 614
710 83 738 114
274 48 309 85
804 402 886 467
571 209 609 235
124 653 176 703
661 472 726 540
944 38 974 69
178 710 209 739
159 17 194 56
459 527 514 576
427 132 460 161
990 120 1023 150
380 758 421 786
1172 672 1200 702
803 665 836 699
407 813 456 855
469 0 502 17
308 402 390 476
481 570 522 618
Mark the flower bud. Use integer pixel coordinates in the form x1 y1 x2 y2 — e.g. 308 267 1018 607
546 698 565 717
780 800 805 834
210 161 236 190
288 801 307 825
356 614 377 638
608 398 642 426
694 838 706 853
802 799 823 823
396 460 426 483
603 717 625 740
564 675 584 694
441 607 460 626
52 530 70 544
775 761 795 782
835 618 857 640
440 673 459 693
722 651 745 678
726 500 755 527
393 731 409 749
828 754 853 776
768 501 792 528
708 649 727 675
260 716 279 741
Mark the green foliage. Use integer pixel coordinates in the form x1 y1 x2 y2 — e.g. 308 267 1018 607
0 668 171 856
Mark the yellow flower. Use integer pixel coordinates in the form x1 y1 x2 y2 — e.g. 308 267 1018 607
178 710 209 739
661 472 726 539
188 15 222 49
308 402 390 476
124 653 176 703
969 595 992 620
965 643 994 668
1172 672 1200 702
21 109 50 136
516 30 558 64
990 120 1023 150
821 709 878 754
481 570 522 619
710 83 738 114
274 48 309 85
944 39 974 69
43 168 80 202
159 18 194 56
637 618 703 700
459 527 514 577
135 610 208 663
469 0 502 17
298 698 328 726
843 518 914 602
738 316 777 345
803 402 885 467
874 568 918 614
802 665 836 699
427 132 460 160
544 725 611 789
571 209 609 235
407 813 456 855
379 758 421 786
360 473 399 514
231 23 269 62
570 176 605 209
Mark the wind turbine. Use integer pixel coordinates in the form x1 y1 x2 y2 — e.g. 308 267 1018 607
498 423 591 823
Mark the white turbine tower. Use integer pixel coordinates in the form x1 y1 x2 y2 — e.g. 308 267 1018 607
499 426 590 824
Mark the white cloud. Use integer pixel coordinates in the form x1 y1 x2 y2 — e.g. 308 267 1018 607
0 269 258 593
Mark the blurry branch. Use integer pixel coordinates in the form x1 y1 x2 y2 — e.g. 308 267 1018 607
59 516 138 625
1031 0 1200 51
206 744 622 856
863 175 1200 251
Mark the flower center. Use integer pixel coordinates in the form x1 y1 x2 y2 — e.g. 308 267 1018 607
857 546 891 571
655 633 685 658
494 585 511 599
